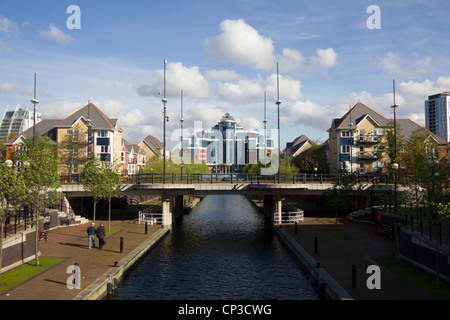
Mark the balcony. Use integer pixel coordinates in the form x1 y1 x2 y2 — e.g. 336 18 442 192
358 152 378 160
356 136 379 144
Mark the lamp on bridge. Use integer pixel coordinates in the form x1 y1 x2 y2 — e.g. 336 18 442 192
276 63 281 184
162 59 168 184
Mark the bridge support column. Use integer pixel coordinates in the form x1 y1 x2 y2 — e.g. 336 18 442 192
162 197 172 226
276 197 283 224
263 195 275 220
174 195 184 221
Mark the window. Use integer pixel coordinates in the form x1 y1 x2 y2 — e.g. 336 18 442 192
66 129 79 142
341 145 351 153
341 130 352 137
98 130 108 137
359 162 365 174
121 151 125 163
100 145 110 153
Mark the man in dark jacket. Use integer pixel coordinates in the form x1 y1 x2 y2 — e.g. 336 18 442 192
96 223 106 249
87 222 96 249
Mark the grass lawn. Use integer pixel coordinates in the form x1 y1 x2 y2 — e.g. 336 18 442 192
326 228 359 240
373 258 450 300
0 257 66 294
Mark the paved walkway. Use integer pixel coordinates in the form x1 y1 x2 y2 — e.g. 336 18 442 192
282 217 434 300
0 218 162 300
0 215 438 300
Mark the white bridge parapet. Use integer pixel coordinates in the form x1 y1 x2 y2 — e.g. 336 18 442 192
274 209 304 225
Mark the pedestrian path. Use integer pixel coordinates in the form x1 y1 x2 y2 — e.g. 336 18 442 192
0 218 162 300
282 217 434 300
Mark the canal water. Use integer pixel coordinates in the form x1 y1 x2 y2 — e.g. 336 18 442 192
109 195 319 300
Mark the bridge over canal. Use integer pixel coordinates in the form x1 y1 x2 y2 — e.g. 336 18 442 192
61 173 395 226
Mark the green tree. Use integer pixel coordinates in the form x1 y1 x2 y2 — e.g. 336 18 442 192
0 159 27 274
324 169 363 236
81 155 121 229
291 144 328 174
81 155 106 224
102 160 121 230
13 135 61 266
57 128 90 180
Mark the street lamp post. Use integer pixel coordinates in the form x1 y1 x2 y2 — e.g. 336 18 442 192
162 59 168 184
276 62 282 184
180 89 184 181
391 79 399 215
31 73 39 148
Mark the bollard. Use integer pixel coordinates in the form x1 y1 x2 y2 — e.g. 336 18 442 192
107 282 113 295
295 221 298 235
145 221 148 234
352 264 357 288
314 236 318 253
120 237 123 253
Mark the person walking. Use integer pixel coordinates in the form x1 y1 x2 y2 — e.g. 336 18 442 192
87 222 96 249
97 223 106 249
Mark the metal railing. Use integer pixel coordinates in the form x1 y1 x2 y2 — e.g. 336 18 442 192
60 172 397 185
274 209 304 225
138 207 163 225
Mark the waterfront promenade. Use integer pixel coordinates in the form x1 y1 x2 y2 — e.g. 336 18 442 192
0 212 440 300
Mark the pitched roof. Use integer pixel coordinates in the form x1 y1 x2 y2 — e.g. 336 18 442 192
329 102 391 131
394 119 448 145
140 134 163 155
284 135 314 155
4 119 60 145
54 103 119 131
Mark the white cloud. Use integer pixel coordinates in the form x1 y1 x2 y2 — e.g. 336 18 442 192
0 82 32 95
137 61 209 99
238 116 263 130
217 79 263 102
265 74 303 101
39 23 73 46
277 48 307 75
310 48 338 68
283 100 330 130
378 51 432 78
39 100 83 119
206 69 242 81
0 15 20 37
204 19 275 71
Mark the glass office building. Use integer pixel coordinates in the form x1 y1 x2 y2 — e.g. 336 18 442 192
185 113 274 173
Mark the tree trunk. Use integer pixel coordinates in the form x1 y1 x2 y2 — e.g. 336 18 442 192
93 200 97 224
436 224 440 287
34 207 39 266
108 196 111 231
0 216 4 274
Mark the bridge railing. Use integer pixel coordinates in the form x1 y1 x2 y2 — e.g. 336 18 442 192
274 209 305 225
59 172 394 185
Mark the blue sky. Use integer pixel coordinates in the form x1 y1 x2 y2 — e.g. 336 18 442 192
1 0 450 150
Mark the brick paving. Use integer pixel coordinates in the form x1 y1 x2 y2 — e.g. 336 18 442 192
0 218 161 300
282 217 434 300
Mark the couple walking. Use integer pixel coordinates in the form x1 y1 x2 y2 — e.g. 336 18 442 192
87 222 106 249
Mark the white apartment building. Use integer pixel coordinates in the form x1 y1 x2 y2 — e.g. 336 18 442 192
0 105 42 140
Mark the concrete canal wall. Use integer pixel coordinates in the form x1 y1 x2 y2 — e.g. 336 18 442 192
73 226 170 300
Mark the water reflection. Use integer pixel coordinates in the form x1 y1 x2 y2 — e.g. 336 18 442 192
110 195 319 300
